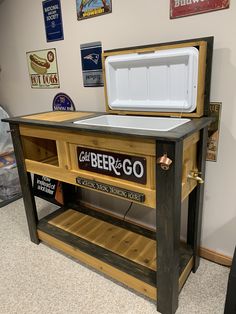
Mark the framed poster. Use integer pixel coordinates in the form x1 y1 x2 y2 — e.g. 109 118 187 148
26 48 60 89
170 0 230 19
42 0 64 42
76 0 112 20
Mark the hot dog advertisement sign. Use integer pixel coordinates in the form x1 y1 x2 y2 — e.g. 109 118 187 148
26 48 60 88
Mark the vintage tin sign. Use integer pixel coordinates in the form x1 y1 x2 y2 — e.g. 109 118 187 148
76 0 112 20
170 0 230 19
76 177 145 202
80 42 103 87
206 102 221 162
42 0 64 42
52 93 75 111
26 48 60 89
33 175 64 205
77 147 147 184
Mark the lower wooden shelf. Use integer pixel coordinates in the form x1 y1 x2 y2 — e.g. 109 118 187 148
37 207 193 301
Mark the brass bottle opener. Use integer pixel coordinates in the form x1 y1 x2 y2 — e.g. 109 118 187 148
157 153 172 171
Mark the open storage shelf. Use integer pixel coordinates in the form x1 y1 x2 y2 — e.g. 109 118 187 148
21 136 59 166
37 205 193 300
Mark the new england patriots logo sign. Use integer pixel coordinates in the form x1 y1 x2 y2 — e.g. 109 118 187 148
84 53 99 65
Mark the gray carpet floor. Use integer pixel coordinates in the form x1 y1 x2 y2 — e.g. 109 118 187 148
0 198 230 314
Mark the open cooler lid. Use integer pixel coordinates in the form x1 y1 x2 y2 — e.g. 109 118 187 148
103 39 210 118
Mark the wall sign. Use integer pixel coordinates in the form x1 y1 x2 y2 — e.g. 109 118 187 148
206 102 221 162
77 147 147 184
33 175 63 205
43 0 64 42
76 0 112 20
170 0 230 19
26 48 60 89
53 93 75 111
76 177 145 203
80 41 103 87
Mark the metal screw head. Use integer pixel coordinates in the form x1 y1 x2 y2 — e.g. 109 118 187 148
160 164 170 171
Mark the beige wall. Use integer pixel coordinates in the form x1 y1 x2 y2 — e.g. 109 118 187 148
0 0 235 257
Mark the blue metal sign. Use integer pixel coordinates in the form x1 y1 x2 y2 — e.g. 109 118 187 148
53 93 75 111
43 0 64 42
80 41 103 87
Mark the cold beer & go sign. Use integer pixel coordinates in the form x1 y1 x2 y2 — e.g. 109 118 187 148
77 147 147 184
170 0 230 19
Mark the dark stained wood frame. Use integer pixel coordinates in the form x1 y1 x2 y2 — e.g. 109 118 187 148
9 124 39 244
156 140 183 313
187 126 209 271
8 121 209 314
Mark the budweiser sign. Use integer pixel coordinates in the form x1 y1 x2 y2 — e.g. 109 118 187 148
77 147 147 184
170 0 230 19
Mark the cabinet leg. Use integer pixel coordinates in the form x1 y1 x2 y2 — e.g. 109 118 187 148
61 182 78 206
10 124 39 244
156 140 183 314
187 127 208 272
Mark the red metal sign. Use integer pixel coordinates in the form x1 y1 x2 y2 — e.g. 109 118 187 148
170 0 230 19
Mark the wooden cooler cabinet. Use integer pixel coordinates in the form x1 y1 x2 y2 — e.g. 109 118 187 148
3 37 214 314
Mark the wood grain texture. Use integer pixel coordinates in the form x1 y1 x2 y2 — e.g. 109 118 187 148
25 159 156 208
20 128 200 206
49 209 156 270
71 201 156 239
179 257 194 291
156 140 183 314
200 247 232 267
22 111 94 122
103 41 207 58
37 228 193 301
9 124 39 244
56 141 71 170
41 156 58 166
21 136 58 164
182 132 199 201
37 230 157 300
36 206 194 304
73 203 232 268
38 219 156 286
20 125 156 156
187 127 208 272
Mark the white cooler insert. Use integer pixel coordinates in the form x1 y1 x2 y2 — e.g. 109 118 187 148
75 46 199 131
